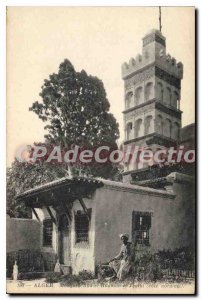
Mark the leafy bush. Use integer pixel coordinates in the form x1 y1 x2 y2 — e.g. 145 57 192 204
45 272 62 283
134 252 163 281
157 247 195 270
60 274 85 287
133 247 195 282
78 270 95 280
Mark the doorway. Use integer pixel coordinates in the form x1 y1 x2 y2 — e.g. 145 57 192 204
58 214 71 265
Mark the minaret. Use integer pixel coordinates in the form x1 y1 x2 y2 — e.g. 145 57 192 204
122 29 183 177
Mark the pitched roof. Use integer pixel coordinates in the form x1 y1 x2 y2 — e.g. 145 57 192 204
16 176 103 200
16 175 175 204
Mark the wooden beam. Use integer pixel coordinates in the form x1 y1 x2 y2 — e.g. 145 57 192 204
32 208 41 224
61 200 71 224
78 198 90 221
46 206 57 225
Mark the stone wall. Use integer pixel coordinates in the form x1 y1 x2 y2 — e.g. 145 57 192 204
6 216 41 253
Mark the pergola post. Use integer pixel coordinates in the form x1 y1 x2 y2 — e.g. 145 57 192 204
78 198 90 221
46 206 57 225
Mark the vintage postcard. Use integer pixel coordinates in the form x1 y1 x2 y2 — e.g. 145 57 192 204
6 6 195 294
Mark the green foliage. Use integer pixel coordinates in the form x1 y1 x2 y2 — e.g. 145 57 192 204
7 59 120 218
157 247 195 270
6 153 68 217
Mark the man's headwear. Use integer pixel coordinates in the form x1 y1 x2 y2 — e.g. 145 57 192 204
119 233 129 239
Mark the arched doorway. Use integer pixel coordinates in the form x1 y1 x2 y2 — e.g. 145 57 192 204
58 214 71 265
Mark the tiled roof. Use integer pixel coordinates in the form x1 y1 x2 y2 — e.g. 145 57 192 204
16 175 176 201
16 176 103 199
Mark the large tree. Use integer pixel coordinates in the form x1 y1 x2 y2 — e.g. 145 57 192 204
30 59 119 149
7 153 68 218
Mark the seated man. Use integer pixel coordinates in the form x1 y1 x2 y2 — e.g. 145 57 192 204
109 233 132 281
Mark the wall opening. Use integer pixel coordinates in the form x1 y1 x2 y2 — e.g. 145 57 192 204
58 214 70 265
145 82 154 102
135 118 143 138
165 87 171 105
164 118 171 137
144 115 153 135
172 91 179 108
156 82 163 101
125 91 133 109
75 209 91 243
155 115 163 135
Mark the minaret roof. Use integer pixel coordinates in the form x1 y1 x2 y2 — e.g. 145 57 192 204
143 28 164 38
142 28 166 48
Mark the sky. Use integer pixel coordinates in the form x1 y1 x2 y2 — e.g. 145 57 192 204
7 7 195 166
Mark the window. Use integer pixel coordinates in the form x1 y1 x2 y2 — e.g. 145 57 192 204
165 87 171 105
164 119 171 138
172 91 179 108
144 115 153 135
135 87 143 106
135 118 143 138
156 82 163 101
75 209 91 243
156 115 163 135
126 122 133 140
132 212 151 246
43 219 53 247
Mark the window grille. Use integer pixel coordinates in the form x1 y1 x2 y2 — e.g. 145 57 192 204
75 209 91 243
43 219 53 247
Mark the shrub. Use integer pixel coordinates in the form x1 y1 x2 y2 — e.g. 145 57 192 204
45 272 62 283
157 247 195 270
